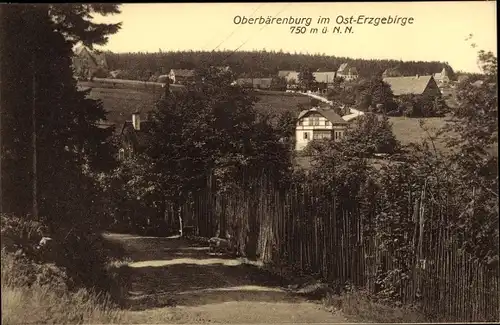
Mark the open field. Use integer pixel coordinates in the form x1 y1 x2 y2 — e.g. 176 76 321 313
78 80 166 128
389 116 452 152
254 91 312 115
79 82 312 129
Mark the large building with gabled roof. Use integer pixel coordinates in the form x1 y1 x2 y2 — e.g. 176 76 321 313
382 74 441 97
295 107 348 151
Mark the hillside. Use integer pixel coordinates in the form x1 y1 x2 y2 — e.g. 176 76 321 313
78 80 310 130
104 50 456 80
77 79 181 129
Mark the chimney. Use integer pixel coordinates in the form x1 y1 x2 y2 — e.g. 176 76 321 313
132 112 141 131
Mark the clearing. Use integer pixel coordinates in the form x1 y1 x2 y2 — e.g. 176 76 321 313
389 116 451 153
106 233 347 324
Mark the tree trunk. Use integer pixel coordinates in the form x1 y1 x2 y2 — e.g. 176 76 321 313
32 52 38 220
178 204 183 237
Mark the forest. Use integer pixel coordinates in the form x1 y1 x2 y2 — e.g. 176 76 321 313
103 50 457 81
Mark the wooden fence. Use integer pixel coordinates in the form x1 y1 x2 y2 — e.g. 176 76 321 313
162 170 498 322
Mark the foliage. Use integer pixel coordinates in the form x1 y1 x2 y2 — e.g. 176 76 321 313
326 83 356 107
440 49 498 266
355 77 397 112
0 4 123 298
275 110 297 149
397 93 448 117
1 3 121 223
104 72 294 233
298 67 316 91
104 50 455 81
345 113 401 156
271 76 288 91
2 249 123 324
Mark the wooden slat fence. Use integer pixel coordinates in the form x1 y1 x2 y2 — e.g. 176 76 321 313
160 169 498 322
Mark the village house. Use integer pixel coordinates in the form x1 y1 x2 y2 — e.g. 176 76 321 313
278 70 338 92
336 63 359 81
72 45 109 80
433 67 451 86
278 70 300 84
119 112 152 160
235 77 273 89
312 71 338 93
295 107 348 151
382 67 403 78
168 69 196 84
382 75 441 97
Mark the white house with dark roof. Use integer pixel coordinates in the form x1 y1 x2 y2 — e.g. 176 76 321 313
336 63 358 81
168 69 196 84
295 107 348 151
278 70 300 84
433 68 451 86
382 75 441 97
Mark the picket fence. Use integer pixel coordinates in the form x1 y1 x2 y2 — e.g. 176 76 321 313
158 171 499 322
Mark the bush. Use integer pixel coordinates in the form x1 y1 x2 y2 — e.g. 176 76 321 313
0 214 126 301
323 289 428 323
1 247 125 324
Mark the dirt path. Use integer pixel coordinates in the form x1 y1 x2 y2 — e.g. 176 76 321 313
105 233 347 324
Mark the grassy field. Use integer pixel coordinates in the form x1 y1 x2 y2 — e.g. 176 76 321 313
80 82 311 128
78 80 165 128
388 116 452 153
254 91 312 115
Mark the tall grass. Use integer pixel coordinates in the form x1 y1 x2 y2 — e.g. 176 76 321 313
323 290 429 323
1 250 125 325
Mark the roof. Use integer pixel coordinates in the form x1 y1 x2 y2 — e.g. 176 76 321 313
74 45 108 69
278 70 297 77
171 69 195 77
235 78 273 86
297 108 347 125
253 78 273 86
236 78 253 85
382 67 402 77
313 71 336 84
284 71 300 82
121 120 153 135
382 75 434 96
337 63 358 75
121 120 153 150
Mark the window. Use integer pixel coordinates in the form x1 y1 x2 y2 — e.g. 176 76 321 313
303 132 308 140
313 117 320 126
298 119 303 126
118 148 125 160
325 120 331 126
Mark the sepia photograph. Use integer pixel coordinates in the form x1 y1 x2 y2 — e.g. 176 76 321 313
0 1 498 324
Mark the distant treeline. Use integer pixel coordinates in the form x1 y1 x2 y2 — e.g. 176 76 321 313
104 50 456 80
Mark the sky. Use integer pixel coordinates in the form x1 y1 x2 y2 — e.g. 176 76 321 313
92 1 497 73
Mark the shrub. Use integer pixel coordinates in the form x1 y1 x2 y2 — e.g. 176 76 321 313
0 214 126 301
323 289 428 323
